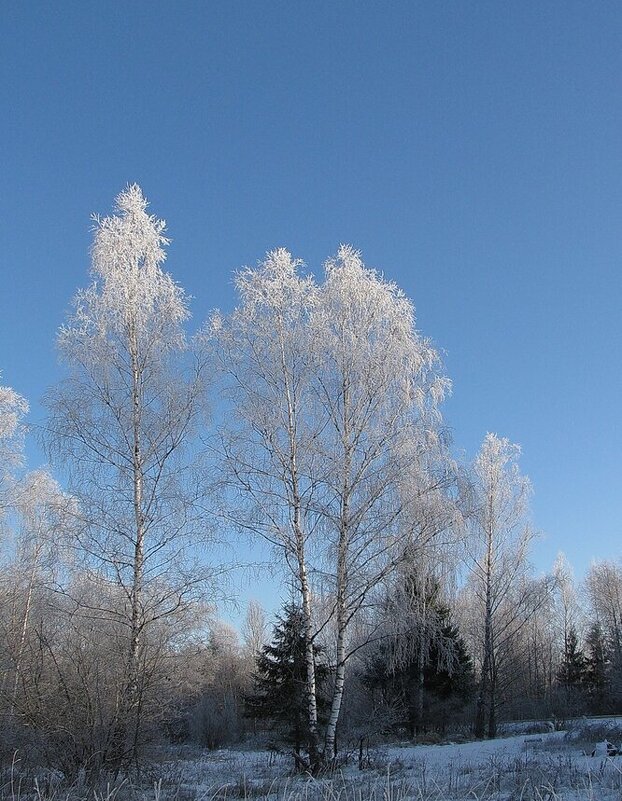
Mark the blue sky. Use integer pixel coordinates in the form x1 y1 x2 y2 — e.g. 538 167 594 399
2 1 621 609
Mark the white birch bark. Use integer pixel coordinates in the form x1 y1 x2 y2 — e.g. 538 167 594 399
211 249 323 765
464 433 540 738
44 185 207 768
312 246 452 759
213 245 452 764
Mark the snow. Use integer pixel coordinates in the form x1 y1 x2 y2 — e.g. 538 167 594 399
159 724 622 801
16 719 622 801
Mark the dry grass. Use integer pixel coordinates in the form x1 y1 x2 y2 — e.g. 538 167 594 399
5 735 622 801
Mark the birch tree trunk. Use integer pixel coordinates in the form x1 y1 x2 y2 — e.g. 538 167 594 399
294 507 319 764
127 330 145 764
45 185 206 771
10 553 39 713
281 324 320 766
323 374 351 762
214 245 451 767
465 433 536 740
324 506 348 759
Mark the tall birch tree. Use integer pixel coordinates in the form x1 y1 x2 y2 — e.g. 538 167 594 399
310 246 451 757
211 249 324 766
464 433 538 738
0 379 28 516
44 185 207 768
212 246 452 764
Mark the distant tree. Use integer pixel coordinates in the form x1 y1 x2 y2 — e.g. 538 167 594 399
553 553 583 667
188 622 248 749
585 561 622 706
515 590 557 716
557 626 587 688
0 378 29 709
242 599 268 660
555 625 587 715
2 470 74 716
463 433 548 739
364 576 474 736
584 622 609 713
0 378 28 515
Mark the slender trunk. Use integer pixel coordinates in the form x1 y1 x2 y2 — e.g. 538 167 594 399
414 591 427 734
324 379 351 761
111 325 145 769
476 515 494 738
129 336 144 759
295 521 319 766
279 330 319 767
10 553 40 713
324 593 346 759
475 645 490 738
487 652 497 738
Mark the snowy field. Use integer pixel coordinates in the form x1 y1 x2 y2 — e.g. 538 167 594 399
6 721 622 801
149 720 622 801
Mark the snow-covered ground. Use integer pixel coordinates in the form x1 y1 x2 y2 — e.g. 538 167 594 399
8 722 622 801
158 721 622 801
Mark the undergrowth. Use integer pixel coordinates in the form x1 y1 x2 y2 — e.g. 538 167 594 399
5 734 622 801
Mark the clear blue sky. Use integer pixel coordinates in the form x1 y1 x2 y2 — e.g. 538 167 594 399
2 1 621 602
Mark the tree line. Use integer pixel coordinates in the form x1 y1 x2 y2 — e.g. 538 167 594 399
0 185 618 776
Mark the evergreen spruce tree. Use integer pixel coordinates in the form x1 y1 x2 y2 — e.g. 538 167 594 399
556 626 587 715
363 588 475 736
423 617 475 733
246 604 328 755
584 622 609 714
557 627 587 688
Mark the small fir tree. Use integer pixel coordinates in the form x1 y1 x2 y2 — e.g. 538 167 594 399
556 626 587 715
584 622 609 713
557 626 587 688
246 604 329 755
364 585 475 736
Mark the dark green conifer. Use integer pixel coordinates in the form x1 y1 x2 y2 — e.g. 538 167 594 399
584 622 609 713
557 626 587 689
556 625 587 715
363 578 475 736
245 603 328 753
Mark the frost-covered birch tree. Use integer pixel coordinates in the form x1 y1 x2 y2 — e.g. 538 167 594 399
0 379 29 713
0 379 28 517
310 246 451 757
463 433 541 738
0 385 79 750
1 470 73 715
212 246 451 765
210 249 324 766
44 185 208 768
